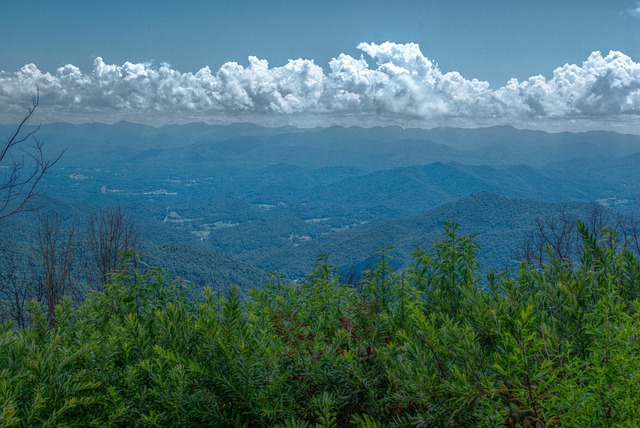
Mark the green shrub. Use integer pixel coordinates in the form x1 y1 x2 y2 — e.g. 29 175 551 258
1 223 639 426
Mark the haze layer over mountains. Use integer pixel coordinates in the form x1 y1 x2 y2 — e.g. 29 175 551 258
1 122 638 290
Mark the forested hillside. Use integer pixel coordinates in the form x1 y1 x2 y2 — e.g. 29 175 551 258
237 192 621 277
1 122 639 285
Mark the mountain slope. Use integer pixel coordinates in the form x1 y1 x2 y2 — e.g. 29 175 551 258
143 242 270 293
245 193 607 277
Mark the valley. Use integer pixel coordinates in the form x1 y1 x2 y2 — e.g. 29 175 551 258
1 122 638 291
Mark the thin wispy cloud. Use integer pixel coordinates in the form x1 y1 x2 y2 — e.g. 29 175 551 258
2 42 640 130
629 1 640 16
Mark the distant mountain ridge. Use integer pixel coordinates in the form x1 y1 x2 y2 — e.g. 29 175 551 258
1 121 638 290
3 121 640 169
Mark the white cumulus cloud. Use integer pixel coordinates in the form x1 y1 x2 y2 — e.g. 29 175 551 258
2 42 640 131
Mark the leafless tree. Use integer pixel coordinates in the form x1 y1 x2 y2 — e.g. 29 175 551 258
0 88 64 220
0 244 36 327
520 204 640 266
614 213 640 255
33 213 77 328
521 207 582 267
85 205 140 289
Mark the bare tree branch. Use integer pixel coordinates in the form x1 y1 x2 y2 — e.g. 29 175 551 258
0 87 64 220
84 205 140 290
519 205 639 267
33 212 77 328
0 243 35 327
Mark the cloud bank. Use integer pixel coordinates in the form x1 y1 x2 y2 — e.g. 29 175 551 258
2 42 640 131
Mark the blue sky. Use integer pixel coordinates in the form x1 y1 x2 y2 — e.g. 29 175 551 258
2 0 640 131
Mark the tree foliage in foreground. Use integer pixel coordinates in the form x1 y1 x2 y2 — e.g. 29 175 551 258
1 222 640 427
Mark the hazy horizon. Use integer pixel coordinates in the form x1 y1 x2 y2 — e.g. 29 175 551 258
3 1 640 133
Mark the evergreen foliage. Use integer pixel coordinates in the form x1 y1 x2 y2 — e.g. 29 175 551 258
1 222 640 426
